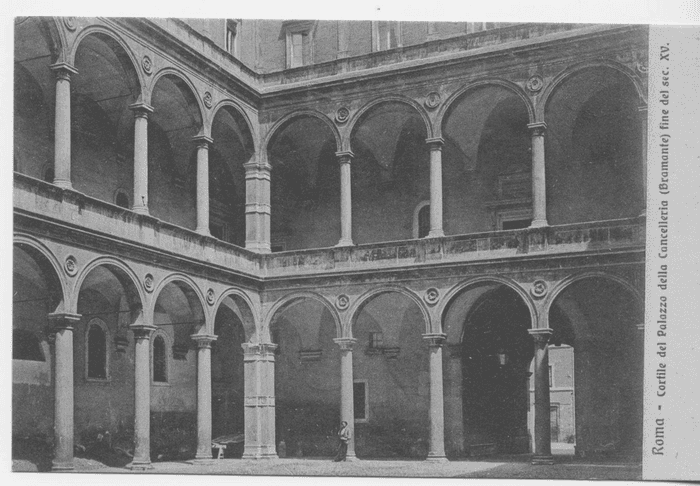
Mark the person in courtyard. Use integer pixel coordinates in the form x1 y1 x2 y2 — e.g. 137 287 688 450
333 421 351 462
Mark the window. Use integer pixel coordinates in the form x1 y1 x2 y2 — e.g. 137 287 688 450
373 21 401 51
225 19 239 57
502 219 531 230
496 208 533 231
353 381 368 421
43 166 54 183
284 21 315 69
153 334 168 383
368 332 384 349
549 364 553 388
413 200 431 238
210 223 225 240
86 319 108 380
115 189 129 209
13 330 44 361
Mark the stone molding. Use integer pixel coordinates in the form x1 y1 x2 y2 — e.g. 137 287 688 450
333 338 357 351
191 334 217 348
422 333 446 347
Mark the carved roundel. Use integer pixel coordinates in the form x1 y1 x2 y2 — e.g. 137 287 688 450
144 273 154 293
424 288 440 306
141 55 153 76
424 91 441 110
335 294 350 311
526 75 544 93
64 255 78 277
636 61 648 74
530 279 548 299
206 288 216 306
335 107 350 124
63 17 77 31
203 92 213 109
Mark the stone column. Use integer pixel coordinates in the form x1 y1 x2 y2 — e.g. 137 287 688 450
425 138 445 238
242 343 278 459
639 105 648 217
334 338 357 460
443 344 464 457
47 312 81 471
423 333 448 461
191 334 217 462
49 63 78 189
129 324 157 470
337 21 350 59
529 328 554 464
193 136 213 236
336 151 354 247
130 103 154 215
528 123 548 228
244 161 272 253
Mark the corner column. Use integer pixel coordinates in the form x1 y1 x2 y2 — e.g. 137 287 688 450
244 161 272 253
191 334 217 462
423 333 448 462
130 103 154 215
50 63 78 189
425 138 445 238
528 123 548 228
529 328 554 465
242 343 278 459
334 338 358 460
47 312 81 471
336 151 354 247
129 324 157 470
193 136 213 235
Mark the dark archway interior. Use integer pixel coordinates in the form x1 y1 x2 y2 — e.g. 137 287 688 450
461 285 533 453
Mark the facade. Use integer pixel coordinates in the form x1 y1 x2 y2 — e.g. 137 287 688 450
13 17 646 470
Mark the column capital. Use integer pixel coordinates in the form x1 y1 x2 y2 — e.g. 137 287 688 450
130 325 157 340
528 328 553 345
192 135 213 148
422 333 447 347
243 161 272 173
527 122 547 136
425 137 445 149
191 334 218 348
47 312 81 331
636 323 645 331
50 62 78 79
335 151 355 163
638 104 648 113
242 342 278 356
129 102 154 118
333 337 357 351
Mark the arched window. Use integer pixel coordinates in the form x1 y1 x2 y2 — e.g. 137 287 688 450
115 189 129 209
43 166 54 183
152 334 168 383
13 329 44 361
413 200 431 239
86 319 108 379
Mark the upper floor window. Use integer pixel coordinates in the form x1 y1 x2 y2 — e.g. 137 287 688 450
368 332 384 349
284 20 315 68
373 21 401 51
226 19 239 57
413 200 431 238
86 318 108 380
115 189 129 209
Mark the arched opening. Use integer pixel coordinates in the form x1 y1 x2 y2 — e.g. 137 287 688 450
75 263 142 455
12 243 63 445
442 86 532 235
151 279 205 460
351 291 429 458
14 17 59 178
211 294 254 456
149 74 203 229
72 32 140 204
442 282 534 457
209 106 255 246
549 277 642 460
268 116 339 251
545 67 644 224
350 102 429 244
270 297 340 457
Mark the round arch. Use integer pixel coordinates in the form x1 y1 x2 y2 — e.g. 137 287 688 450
439 276 538 332
264 291 342 341
212 288 259 342
41 17 66 62
13 234 68 310
264 110 341 155
437 78 535 135
347 95 434 146
348 285 431 337
210 99 258 154
68 25 145 95
70 256 146 314
149 273 207 323
539 60 647 121
147 67 206 127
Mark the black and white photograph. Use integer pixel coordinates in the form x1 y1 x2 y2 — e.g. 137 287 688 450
5 2 700 483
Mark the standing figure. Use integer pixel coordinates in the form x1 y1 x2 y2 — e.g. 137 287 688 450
333 421 351 462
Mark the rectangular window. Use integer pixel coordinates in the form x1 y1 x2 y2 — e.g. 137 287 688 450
373 21 401 51
549 364 553 388
225 19 238 57
369 332 384 349
353 381 368 421
502 219 531 230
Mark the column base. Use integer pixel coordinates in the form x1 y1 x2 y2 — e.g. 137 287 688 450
126 459 154 470
335 238 354 247
188 458 216 465
131 206 149 215
344 452 359 462
51 461 75 472
245 242 271 254
426 230 445 238
195 227 211 237
53 179 72 190
531 454 555 465
528 219 548 228
425 453 449 463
